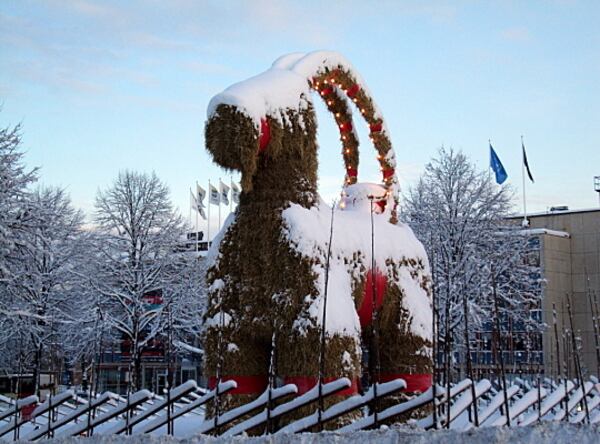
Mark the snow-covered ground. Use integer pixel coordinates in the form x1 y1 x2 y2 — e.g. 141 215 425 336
15 423 600 444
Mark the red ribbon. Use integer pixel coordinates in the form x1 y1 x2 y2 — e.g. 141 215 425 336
206 374 429 395
370 122 383 133
346 84 360 98
20 404 36 421
320 86 334 96
377 373 432 393
347 166 358 177
259 118 270 153
339 122 353 133
208 375 268 395
382 168 394 179
283 376 359 396
357 269 387 328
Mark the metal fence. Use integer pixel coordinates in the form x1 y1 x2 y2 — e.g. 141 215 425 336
1 375 599 440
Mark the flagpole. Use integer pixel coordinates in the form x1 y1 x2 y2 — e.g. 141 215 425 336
488 139 492 183
190 187 196 251
207 179 211 247
189 188 193 234
521 135 528 227
195 183 199 251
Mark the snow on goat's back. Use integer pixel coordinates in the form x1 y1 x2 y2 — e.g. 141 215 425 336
282 197 432 340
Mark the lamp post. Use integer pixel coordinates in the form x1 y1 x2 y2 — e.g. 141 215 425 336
595 176 600 207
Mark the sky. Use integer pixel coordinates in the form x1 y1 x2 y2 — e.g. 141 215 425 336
1 0 599 234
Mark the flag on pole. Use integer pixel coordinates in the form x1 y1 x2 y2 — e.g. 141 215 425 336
489 143 508 184
196 184 206 208
190 189 197 210
190 189 207 219
231 182 240 204
209 184 220 205
522 140 534 183
219 180 230 206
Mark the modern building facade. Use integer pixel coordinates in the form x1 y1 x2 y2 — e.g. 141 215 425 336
509 208 600 378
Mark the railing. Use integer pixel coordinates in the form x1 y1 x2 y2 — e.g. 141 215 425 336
1 375 599 440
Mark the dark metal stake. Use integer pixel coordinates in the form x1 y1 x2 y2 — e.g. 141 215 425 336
567 295 590 423
318 201 336 432
491 264 510 426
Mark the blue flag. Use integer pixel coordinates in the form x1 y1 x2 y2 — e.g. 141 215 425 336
489 143 508 184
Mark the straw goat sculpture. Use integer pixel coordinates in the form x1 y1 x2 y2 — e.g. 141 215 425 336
203 52 433 422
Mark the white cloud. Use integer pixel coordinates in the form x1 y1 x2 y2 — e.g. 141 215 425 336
501 27 531 42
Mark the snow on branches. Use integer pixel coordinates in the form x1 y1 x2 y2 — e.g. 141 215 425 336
402 147 543 377
0 121 205 394
89 170 201 390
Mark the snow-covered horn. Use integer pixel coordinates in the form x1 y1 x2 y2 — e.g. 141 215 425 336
288 51 400 223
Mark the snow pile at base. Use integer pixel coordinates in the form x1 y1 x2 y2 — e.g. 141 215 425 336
207 50 388 136
24 422 600 444
282 188 431 341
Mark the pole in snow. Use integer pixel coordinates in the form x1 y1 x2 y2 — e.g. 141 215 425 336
367 195 381 428
266 328 277 434
207 179 211 247
567 294 590 422
462 280 479 426
430 245 438 429
317 200 335 432
491 263 510 426
552 304 565 412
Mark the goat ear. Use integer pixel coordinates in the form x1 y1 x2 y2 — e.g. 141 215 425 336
205 104 260 191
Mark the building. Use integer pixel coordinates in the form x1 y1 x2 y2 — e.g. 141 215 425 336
93 292 204 395
508 207 600 378
95 341 202 395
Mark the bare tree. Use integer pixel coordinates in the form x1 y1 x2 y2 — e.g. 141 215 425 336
90 170 188 391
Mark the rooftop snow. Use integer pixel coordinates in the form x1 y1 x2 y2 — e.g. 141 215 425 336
519 228 570 238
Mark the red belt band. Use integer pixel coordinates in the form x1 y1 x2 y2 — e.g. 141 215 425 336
283 376 359 396
378 373 432 393
357 269 387 328
208 375 268 395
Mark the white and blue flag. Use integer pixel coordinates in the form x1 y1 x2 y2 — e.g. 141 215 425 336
489 143 508 184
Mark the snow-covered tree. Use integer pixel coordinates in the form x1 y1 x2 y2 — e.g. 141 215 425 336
58 272 114 393
0 186 88 395
0 120 37 373
90 170 191 391
0 121 37 278
402 147 542 379
171 256 208 354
